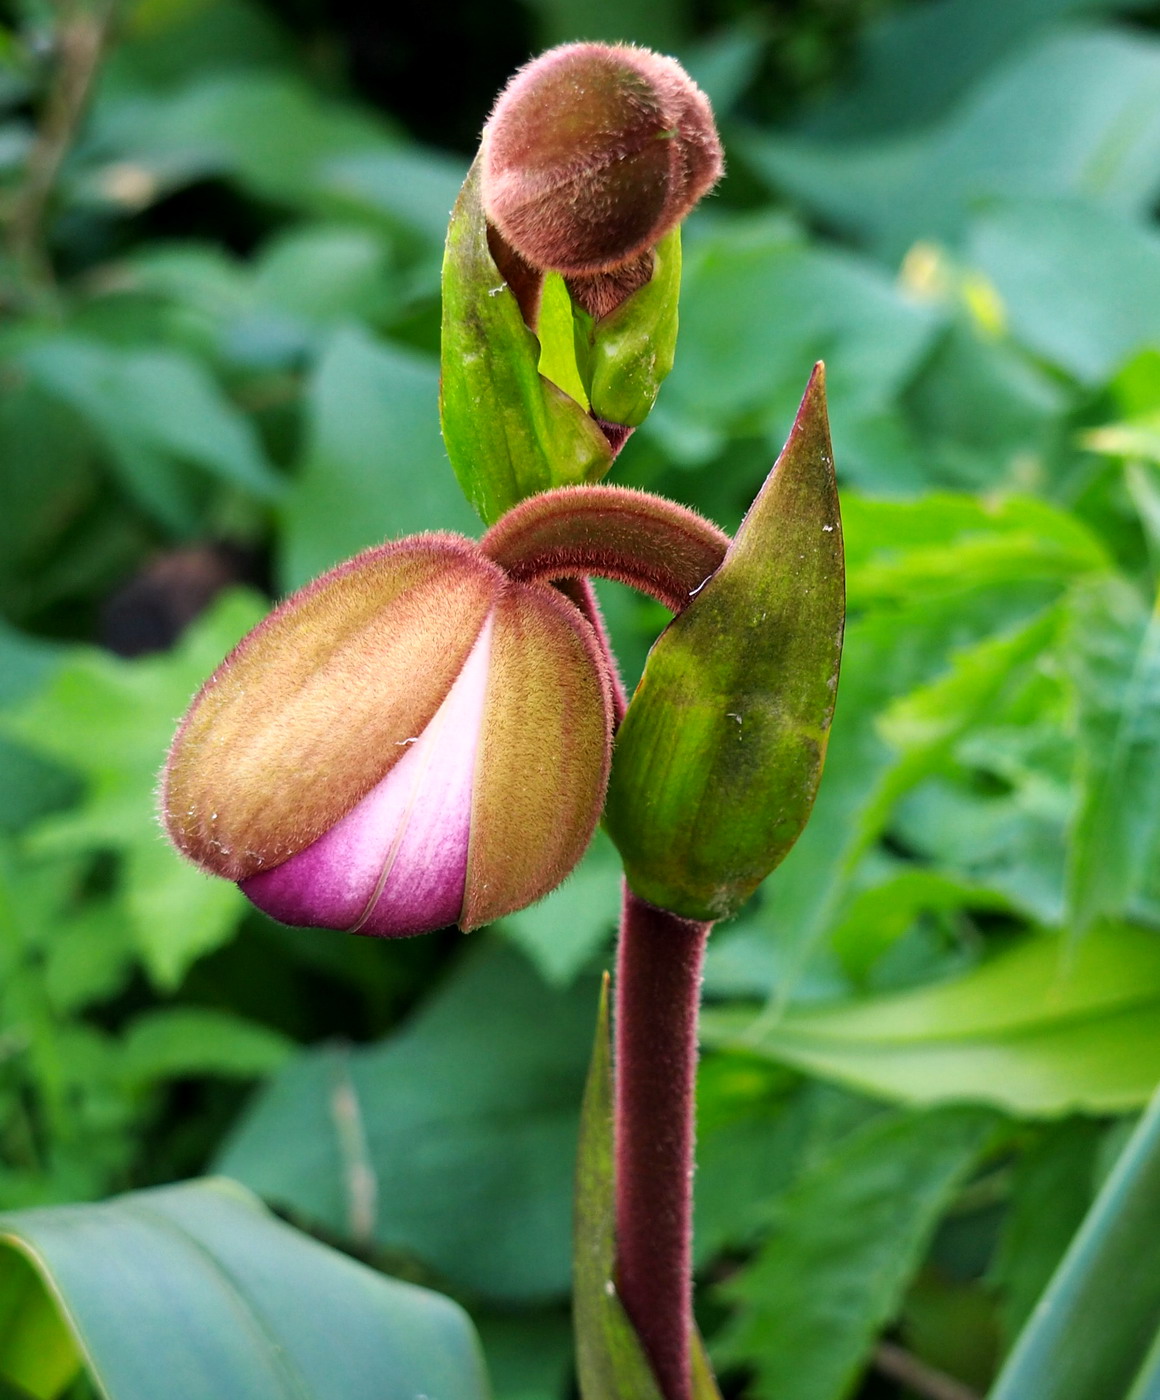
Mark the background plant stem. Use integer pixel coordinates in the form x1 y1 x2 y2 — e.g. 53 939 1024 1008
614 884 711 1400
7 0 116 297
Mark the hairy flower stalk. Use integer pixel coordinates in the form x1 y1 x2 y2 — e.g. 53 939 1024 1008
614 890 711 1400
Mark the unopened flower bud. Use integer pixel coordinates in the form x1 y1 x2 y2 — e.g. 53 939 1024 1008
482 43 722 281
162 535 613 936
604 366 845 921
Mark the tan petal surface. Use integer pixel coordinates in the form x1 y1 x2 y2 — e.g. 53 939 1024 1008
461 581 613 928
164 535 503 881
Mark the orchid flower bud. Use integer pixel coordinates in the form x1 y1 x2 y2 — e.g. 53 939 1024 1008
481 43 722 299
162 535 613 936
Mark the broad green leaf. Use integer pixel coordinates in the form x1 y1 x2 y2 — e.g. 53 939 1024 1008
17 338 282 533
828 867 1011 981
742 29 1160 259
654 218 939 488
90 71 388 212
439 158 612 523
715 1106 995 1400
991 1086 1160 1400
280 326 476 590
217 940 596 1303
843 493 1110 606
477 1312 573 1400
969 200 1160 384
1128 1331 1160 1400
704 926 1160 1115
250 224 393 327
2 592 263 989
501 828 620 987
797 0 1134 139
901 317 1065 493
1067 580 1160 931
317 145 468 245
0 1177 488 1400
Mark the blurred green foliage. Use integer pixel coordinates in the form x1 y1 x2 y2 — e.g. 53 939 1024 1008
4 0 1160 1395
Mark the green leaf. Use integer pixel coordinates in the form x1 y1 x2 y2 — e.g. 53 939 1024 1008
654 218 939 489
216 940 596 1303
987 1120 1102 1344
969 200 1160 384
573 978 722 1400
742 29 1160 259
0 1177 488 1400
91 71 389 213
704 926 1160 1116
439 158 612 523
119 1009 294 1085
991 1086 1160 1400
716 1106 995 1400
280 327 477 591
1066 580 1160 931
17 338 282 533
3 592 263 990
606 365 844 920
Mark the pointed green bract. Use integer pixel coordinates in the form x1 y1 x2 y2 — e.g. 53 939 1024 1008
605 365 845 920
584 228 682 429
439 158 612 524
574 976 723 1400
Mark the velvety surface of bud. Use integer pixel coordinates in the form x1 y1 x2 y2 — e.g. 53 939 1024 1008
163 535 613 936
481 42 722 278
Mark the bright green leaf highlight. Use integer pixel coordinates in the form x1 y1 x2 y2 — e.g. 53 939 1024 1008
704 925 1160 1116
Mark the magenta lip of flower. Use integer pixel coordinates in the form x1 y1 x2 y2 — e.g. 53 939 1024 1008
239 613 495 937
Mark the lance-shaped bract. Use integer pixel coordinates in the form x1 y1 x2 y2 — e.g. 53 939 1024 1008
604 365 845 922
162 535 613 936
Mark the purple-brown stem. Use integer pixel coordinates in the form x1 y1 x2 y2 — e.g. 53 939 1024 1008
614 884 712 1400
553 576 628 726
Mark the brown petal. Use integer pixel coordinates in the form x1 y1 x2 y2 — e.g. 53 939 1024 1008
163 535 503 882
461 580 613 928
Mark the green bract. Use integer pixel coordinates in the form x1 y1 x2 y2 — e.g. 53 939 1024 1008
440 159 613 525
604 366 845 921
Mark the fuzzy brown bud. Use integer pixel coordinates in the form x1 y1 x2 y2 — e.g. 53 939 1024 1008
481 42 722 280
